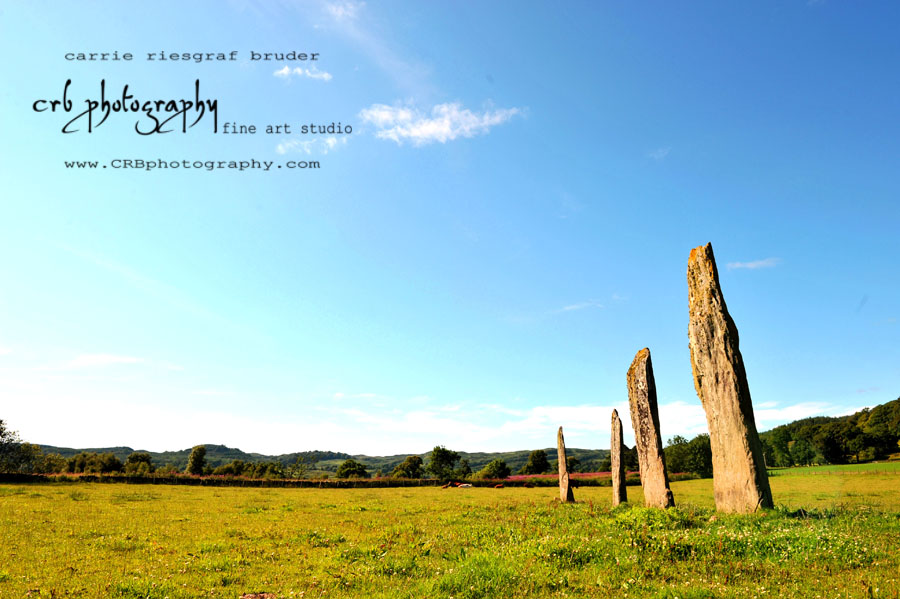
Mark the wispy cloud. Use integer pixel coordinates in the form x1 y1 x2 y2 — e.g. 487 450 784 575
55 244 225 326
647 146 671 160
754 401 847 427
726 257 780 270
555 191 584 220
66 354 144 369
276 136 346 155
325 0 363 20
0 346 12 356
273 65 333 81
558 301 604 312
320 1 433 98
359 102 522 146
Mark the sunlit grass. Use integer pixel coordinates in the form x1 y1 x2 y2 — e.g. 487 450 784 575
1 466 899 598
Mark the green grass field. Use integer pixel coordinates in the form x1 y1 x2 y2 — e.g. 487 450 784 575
2 466 899 598
769 461 900 475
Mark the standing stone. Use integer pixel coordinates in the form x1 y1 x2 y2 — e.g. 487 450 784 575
610 409 627 506
626 348 675 508
687 243 773 513
557 426 575 503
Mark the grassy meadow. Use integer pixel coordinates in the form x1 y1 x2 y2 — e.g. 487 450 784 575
2 467 899 598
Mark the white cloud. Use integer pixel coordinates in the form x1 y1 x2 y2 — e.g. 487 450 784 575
0 346 12 356
274 65 333 81
359 105 414 128
66 354 144 369
753 401 846 427
0 362 857 454
648 146 671 160
726 257 781 270
559 301 604 312
276 136 346 155
319 1 431 97
358 102 522 146
326 1 363 21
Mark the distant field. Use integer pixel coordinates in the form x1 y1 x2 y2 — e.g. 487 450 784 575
2 465 899 598
769 461 900 475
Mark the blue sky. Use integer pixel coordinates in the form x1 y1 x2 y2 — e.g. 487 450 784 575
0 1 897 455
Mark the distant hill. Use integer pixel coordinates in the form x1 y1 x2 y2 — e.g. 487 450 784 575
37 442 608 474
37 396 898 474
37 444 352 471
759 397 900 466
328 447 610 475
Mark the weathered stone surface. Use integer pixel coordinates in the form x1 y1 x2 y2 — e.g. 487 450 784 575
687 243 773 513
611 409 627 506
626 348 675 508
557 426 575 503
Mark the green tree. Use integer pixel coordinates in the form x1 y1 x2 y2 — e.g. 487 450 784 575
454 458 472 480
1 442 43 474
426 446 461 481
812 424 845 464
550 456 581 473
185 445 207 475
125 451 154 475
246 461 285 479
287 455 313 479
67 452 91 473
623 445 640 471
664 436 690 474
67 451 122 474
391 455 425 478
790 438 816 466
336 459 369 478
767 427 794 467
518 449 551 474
37 452 68 474
156 463 178 475
98 453 123 473
684 434 713 478
475 458 511 480
759 438 775 468
0 420 23 473
862 402 900 458
847 433 870 463
213 459 246 476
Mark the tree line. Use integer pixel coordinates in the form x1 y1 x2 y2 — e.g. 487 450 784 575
3 398 897 479
759 398 900 467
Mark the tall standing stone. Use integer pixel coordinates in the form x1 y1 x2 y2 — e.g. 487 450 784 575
687 243 773 513
610 409 627 506
626 348 675 508
557 426 575 503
